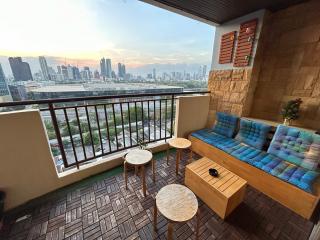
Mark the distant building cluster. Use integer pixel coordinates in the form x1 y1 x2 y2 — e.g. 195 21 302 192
0 55 208 103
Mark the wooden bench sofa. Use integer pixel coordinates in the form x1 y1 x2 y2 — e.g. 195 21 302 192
189 113 320 220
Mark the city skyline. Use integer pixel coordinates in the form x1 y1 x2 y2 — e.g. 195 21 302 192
0 0 214 74
0 55 209 80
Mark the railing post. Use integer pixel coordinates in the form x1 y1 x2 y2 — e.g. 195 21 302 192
48 103 68 168
170 94 174 138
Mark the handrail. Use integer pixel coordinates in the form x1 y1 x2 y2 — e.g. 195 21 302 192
0 90 210 171
0 90 210 107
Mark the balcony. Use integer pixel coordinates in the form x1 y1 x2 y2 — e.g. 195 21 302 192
0 92 319 240
1 0 320 239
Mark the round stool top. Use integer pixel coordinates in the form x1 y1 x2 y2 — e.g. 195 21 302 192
125 149 153 165
156 184 198 222
168 138 191 149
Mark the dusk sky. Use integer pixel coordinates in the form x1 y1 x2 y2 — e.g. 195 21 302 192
0 0 215 75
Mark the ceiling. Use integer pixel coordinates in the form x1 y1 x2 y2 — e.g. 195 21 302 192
141 0 307 24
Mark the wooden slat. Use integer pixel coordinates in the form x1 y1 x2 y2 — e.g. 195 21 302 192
234 18 258 67
219 31 236 64
186 157 246 197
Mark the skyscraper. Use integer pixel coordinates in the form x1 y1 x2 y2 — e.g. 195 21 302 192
106 59 112 78
67 65 73 80
117 63 122 78
72 66 81 80
8 84 27 101
0 64 10 97
83 66 91 80
100 58 107 79
60 65 68 80
153 68 156 79
118 63 126 78
8 57 33 81
202 65 207 79
94 70 100 79
39 56 51 80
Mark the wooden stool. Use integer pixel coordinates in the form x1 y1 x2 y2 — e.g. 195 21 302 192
167 138 192 174
153 184 199 240
124 149 155 197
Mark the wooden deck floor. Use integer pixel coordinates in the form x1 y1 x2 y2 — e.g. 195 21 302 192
0 150 315 240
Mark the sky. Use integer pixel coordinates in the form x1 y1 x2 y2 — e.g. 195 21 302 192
0 0 215 75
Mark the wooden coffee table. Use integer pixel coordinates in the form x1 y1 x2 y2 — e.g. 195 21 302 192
124 149 155 197
167 138 192 175
153 184 199 240
185 157 247 219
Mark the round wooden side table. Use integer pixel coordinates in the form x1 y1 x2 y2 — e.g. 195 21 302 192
167 138 192 174
124 149 155 197
153 184 199 240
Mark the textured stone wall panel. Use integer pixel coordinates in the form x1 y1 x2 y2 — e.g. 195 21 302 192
250 0 320 129
207 68 253 126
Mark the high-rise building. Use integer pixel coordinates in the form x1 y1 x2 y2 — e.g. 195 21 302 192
72 66 81 80
117 63 122 78
202 65 207 79
111 71 116 79
94 70 100 79
106 59 112 78
67 65 73 80
8 57 33 81
39 56 51 80
57 66 62 74
8 84 27 101
0 64 10 97
60 65 68 80
153 68 156 79
83 66 91 80
100 58 107 79
118 63 126 78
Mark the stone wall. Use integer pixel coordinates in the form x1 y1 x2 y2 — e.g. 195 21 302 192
207 68 253 126
250 0 320 129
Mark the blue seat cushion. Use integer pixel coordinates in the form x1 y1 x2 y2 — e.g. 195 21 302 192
268 125 320 171
227 144 266 165
191 128 319 193
212 112 239 138
251 153 319 193
191 128 241 152
235 119 271 150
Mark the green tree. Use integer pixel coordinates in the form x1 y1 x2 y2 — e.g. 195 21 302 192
61 124 78 137
83 132 100 146
47 131 56 140
51 147 60 156
44 120 54 132
80 121 89 132
124 106 144 123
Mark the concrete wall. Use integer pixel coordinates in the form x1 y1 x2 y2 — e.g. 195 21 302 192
174 95 210 137
250 0 320 129
0 110 168 210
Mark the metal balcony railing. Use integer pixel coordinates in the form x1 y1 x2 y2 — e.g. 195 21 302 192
0 91 209 170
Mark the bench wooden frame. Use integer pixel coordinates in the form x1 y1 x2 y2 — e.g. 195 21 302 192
189 135 320 220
